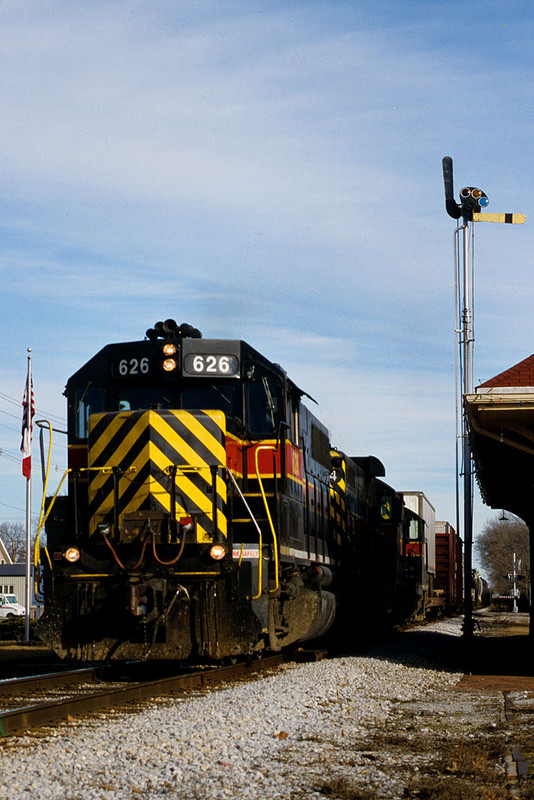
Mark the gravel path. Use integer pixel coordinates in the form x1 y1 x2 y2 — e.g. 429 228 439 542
0 618 492 800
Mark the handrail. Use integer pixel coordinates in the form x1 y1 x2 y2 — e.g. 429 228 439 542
225 467 263 598
35 465 136 583
36 452 278 600
254 445 279 594
34 421 56 584
35 467 74 577
164 462 223 542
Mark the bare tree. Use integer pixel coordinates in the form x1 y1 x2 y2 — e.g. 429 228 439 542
475 515 530 601
0 522 26 562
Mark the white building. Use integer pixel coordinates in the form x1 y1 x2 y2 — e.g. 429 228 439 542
0 537 13 566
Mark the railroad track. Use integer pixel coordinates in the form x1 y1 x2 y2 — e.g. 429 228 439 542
0 654 297 737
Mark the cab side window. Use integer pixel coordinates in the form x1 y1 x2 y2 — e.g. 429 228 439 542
247 377 282 436
74 387 106 440
409 519 421 541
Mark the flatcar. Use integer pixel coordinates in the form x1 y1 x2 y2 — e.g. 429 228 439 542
37 320 425 661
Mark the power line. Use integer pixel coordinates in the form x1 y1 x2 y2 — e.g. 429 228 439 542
0 392 20 408
0 391 65 425
0 446 65 473
0 410 67 450
0 498 42 518
0 418 22 435
0 449 20 464
0 407 24 423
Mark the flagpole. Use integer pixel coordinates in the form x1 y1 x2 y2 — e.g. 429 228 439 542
24 347 32 643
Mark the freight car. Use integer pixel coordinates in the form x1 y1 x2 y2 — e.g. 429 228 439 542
435 521 463 614
37 320 427 661
400 497 464 619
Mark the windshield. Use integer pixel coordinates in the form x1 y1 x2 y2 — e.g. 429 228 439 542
73 380 243 439
0 596 17 605
118 387 171 411
181 383 241 418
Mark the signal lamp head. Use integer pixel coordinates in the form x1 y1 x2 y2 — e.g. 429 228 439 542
209 543 227 561
163 358 177 372
64 547 81 563
162 343 177 356
459 185 489 217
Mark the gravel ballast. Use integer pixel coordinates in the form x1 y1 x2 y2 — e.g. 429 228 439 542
0 617 519 799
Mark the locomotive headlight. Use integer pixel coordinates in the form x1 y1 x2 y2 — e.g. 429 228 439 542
162 343 177 356
64 546 81 563
209 543 227 561
163 358 177 372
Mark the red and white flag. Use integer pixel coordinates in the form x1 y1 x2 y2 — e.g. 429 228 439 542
21 377 35 480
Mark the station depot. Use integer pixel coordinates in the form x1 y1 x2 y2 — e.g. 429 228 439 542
466 352 534 636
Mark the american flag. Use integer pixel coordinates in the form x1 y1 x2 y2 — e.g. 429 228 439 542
21 378 35 480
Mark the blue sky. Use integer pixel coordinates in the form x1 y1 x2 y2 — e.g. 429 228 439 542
1 1 533 560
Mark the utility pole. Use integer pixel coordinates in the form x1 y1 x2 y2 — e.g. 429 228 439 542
512 552 521 613
442 156 525 639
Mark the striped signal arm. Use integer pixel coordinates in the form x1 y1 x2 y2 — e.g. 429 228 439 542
472 212 525 224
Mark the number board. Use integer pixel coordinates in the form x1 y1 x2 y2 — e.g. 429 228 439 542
112 356 152 378
183 353 239 377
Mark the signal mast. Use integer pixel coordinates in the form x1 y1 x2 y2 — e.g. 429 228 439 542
442 156 525 638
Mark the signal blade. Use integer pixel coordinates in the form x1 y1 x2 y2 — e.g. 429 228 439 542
472 212 526 224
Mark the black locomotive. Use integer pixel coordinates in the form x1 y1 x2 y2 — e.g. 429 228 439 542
37 320 425 661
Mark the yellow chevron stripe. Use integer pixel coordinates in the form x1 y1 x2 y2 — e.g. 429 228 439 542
89 412 137 464
88 416 150 512
108 416 152 469
90 442 149 518
149 411 227 531
139 444 227 540
151 412 224 472
148 419 227 506
88 410 227 542
91 454 219 541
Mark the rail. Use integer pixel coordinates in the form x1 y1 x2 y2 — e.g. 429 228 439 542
0 656 286 737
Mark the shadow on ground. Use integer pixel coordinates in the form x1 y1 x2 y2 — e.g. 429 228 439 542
341 612 534 677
